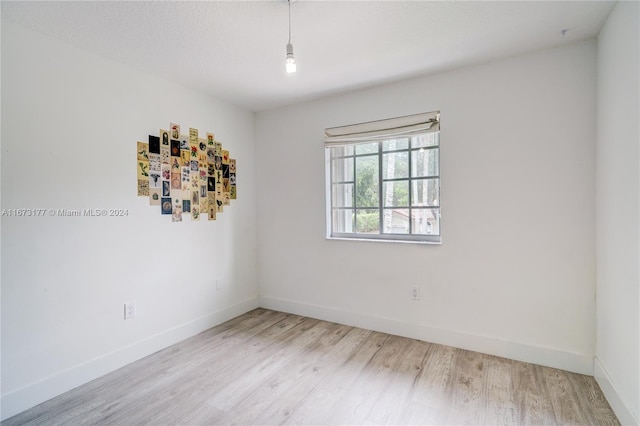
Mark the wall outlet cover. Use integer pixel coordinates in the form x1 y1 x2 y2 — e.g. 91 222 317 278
124 302 136 320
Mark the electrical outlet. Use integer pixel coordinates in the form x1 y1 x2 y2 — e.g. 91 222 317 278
216 278 223 291
124 302 136 320
410 286 420 301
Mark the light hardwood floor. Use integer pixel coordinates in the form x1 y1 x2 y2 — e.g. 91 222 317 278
3 309 619 425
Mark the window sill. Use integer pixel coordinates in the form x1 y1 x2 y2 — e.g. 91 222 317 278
325 236 442 245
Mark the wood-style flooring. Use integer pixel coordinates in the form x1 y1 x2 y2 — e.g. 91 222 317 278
3 308 619 425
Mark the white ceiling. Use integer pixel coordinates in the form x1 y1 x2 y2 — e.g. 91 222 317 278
2 1 616 112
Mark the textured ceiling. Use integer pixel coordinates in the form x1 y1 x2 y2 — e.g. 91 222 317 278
2 1 616 112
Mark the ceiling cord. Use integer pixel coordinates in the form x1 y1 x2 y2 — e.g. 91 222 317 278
288 0 292 44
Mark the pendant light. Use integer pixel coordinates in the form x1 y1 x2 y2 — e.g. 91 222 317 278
285 0 296 73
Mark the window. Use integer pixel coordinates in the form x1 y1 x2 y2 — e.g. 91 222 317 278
325 112 441 243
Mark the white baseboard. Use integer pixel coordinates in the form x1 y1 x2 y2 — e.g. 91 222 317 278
594 357 639 425
259 295 593 375
0 296 259 421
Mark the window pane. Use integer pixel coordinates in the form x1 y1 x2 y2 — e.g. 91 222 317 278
330 146 354 157
332 183 353 207
332 158 354 182
355 156 379 207
355 142 378 155
411 178 439 207
412 133 439 148
355 209 380 234
383 138 409 151
411 148 439 177
383 181 409 207
411 208 440 235
326 124 441 242
383 208 409 234
382 151 409 179
332 209 354 233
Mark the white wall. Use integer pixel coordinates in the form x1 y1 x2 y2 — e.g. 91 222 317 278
595 1 640 424
1 22 258 419
5 10 632 422
256 40 597 375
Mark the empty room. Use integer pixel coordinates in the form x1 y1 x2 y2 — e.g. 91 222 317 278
1 1 638 425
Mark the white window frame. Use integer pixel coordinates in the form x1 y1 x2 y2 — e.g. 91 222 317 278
324 111 441 244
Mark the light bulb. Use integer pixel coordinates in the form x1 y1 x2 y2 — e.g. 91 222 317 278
285 42 296 73
286 57 296 73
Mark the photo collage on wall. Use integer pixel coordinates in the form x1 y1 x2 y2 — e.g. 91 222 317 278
137 123 237 222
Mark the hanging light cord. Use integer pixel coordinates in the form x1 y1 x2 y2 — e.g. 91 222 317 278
288 0 292 44
285 0 296 73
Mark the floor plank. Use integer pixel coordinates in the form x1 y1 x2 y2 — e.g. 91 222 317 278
2 308 620 426
511 361 557 425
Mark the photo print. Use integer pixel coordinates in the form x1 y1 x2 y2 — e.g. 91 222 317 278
207 192 216 220
149 188 161 206
149 135 160 154
137 142 149 161
137 179 149 197
149 153 161 172
149 172 161 188
171 172 181 190
181 150 190 167
180 136 189 151
161 197 172 214
198 146 207 164
161 164 171 180
137 160 150 180
172 198 182 222
190 171 199 188
189 127 198 142
181 167 190 190
170 123 180 140
206 148 215 163
160 129 170 146
160 146 170 164
200 192 208 213
172 157 181 171
170 140 180 157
